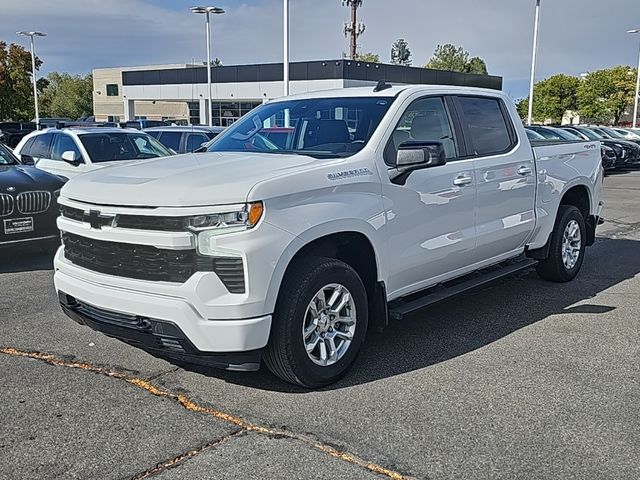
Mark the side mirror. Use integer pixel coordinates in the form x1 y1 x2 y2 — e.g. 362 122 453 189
20 154 35 165
61 150 82 166
390 141 447 184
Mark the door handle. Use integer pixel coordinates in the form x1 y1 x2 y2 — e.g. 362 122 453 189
453 175 473 186
517 166 533 176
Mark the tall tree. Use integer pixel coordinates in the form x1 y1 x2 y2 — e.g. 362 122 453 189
465 57 488 75
40 72 93 120
355 52 380 63
426 44 489 75
390 38 411 66
578 66 638 125
517 74 580 123
0 41 46 121
426 44 468 72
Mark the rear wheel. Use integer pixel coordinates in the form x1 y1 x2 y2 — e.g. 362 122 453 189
264 257 368 388
536 205 586 282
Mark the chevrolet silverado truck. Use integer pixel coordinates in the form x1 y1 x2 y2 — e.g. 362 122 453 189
54 85 604 387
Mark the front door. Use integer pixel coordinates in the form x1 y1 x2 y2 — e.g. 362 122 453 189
41 133 90 179
382 96 477 299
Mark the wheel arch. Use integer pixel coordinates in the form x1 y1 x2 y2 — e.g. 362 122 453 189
528 182 594 260
265 223 388 332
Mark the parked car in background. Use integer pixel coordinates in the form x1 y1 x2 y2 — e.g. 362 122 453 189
121 119 170 130
260 127 296 149
610 127 640 141
600 145 618 171
37 118 74 128
0 122 37 148
559 126 640 167
595 126 640 149
13 127 173 180
145 126 225 154
526 126 616 171
524 128 546 141
0 142 64 250
527 125 580 141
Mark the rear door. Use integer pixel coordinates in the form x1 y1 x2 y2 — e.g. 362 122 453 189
27 132 55 171
454 95 536 262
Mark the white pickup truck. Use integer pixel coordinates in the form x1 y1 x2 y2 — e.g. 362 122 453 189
54 85 604 387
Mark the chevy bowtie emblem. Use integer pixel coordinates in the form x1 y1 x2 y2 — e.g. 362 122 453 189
84 209 114 230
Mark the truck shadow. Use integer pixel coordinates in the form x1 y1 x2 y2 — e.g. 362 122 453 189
193 236 640 392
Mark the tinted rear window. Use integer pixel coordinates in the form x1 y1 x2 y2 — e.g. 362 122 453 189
158 131 182 152
457 97 514 156
30 133 54 158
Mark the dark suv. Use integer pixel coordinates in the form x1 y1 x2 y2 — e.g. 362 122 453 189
0 142 64 250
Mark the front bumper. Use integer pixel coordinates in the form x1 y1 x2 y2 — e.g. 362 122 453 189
59 291 262 371
54 257 272 357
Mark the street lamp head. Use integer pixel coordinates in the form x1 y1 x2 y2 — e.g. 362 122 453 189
17 31 47 37
190 6 225 14
628 29 640 34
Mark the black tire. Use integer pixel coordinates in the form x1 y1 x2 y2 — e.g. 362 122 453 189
536 205 586 282
263 256 368 388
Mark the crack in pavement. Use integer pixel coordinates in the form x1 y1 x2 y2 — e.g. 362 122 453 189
130 429 246 479
1 347 414 480
144 367 180 383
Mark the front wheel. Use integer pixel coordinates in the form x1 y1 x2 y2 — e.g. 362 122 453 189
263 257 368 388
536 205 586 282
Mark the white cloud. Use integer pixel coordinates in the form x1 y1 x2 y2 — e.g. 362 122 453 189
1 0 639 98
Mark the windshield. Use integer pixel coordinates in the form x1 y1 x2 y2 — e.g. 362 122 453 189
206 97 395 158
0 143 18 165
79 132 172 163
574 127 600 141
600 127 625 139
588 127 612 138
531 127 562 140
547 127 580 140
525 129 545 140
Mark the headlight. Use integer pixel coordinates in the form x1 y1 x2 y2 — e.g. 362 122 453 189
53 189 61 199
190 202 263 256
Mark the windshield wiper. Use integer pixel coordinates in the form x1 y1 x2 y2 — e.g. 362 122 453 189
276 149 343 159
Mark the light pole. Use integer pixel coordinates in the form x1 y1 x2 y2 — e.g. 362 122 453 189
191 6 225 127
17 31 46 129
527 0 541 126
283 0 289 97
628 29 640 128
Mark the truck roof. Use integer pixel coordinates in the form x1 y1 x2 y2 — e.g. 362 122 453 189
268 84 507 103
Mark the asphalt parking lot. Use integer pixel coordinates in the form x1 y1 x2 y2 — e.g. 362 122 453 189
1 171 639 480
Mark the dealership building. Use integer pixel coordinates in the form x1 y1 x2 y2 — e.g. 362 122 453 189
92 60 503 125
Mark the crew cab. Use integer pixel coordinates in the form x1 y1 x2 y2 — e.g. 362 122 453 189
53 85 604 387
13 127 173 180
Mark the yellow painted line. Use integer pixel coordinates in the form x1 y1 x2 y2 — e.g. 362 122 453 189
1 347 413 480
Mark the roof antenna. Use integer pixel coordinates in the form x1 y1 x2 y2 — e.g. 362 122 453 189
373 79 393 92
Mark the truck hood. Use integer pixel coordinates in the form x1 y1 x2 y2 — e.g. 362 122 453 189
61 152 319 207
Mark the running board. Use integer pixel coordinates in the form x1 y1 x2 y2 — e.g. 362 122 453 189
388 258 538 321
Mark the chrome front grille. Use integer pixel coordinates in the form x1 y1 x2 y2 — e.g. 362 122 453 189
0 194 14 216
16 191 51 214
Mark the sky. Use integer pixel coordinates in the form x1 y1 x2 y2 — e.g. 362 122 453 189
2 0 640 100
